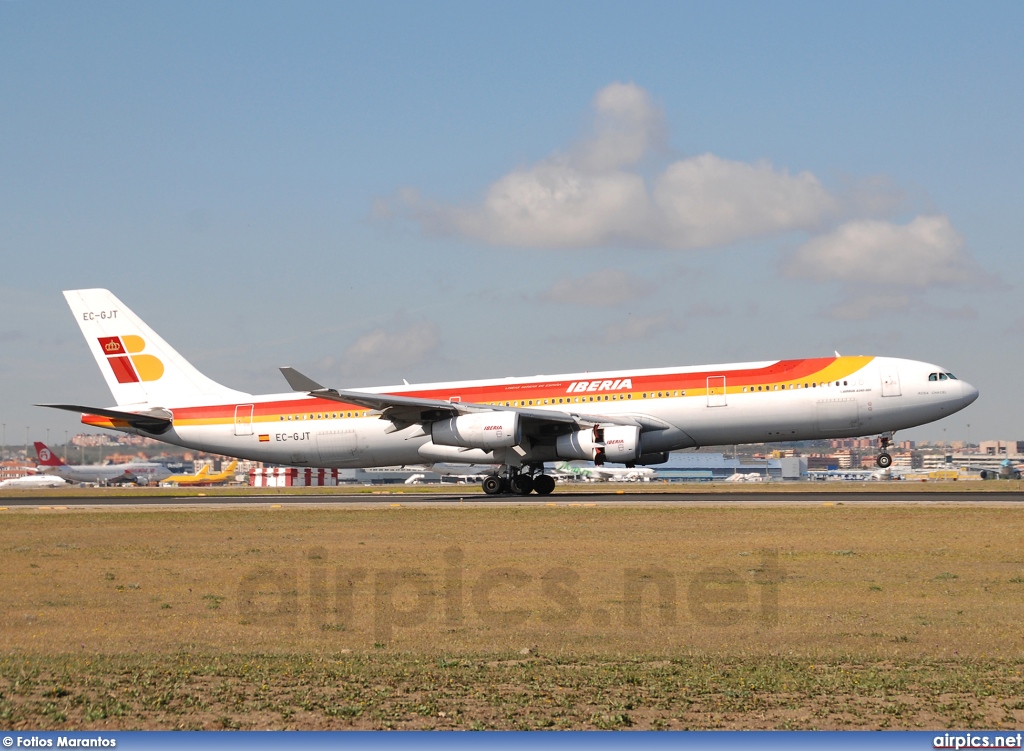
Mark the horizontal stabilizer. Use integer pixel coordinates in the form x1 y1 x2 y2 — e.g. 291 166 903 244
36 404 173 434
279 367 325 392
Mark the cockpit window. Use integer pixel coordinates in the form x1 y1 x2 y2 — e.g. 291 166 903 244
945 373 957 379
938 373 948 381
929 373 938 381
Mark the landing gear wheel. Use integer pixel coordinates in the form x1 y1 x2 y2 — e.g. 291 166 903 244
509 474 534 496
482 476 503 495
533 474 556 496
876 452 892 469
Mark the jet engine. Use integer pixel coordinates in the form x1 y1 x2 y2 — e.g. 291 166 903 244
431 411 521 450
556 425 641 465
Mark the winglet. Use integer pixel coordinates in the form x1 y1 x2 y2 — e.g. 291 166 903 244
279 367 325 392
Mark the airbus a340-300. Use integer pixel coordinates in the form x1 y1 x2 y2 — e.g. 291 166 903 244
40 290 978 496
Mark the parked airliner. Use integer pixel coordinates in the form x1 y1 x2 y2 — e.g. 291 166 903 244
0 474 68 489
34 441 172 485
40 290 978 495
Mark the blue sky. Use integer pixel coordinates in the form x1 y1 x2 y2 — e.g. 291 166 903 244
1 1 1021 447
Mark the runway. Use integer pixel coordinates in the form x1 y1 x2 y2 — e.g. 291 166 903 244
2 489 1023 508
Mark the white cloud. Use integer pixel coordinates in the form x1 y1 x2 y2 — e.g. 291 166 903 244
823 291 978 322
652 155 837 248
823 292 915 321
785 215 974 287
605 312 675 344
684 302 730 318
391 82 849 250
576 82 665 172
540 269 651 306
341 321 441 377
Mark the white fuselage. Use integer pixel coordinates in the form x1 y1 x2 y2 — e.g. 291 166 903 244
0 474 68 489
86 356 978 469
41 462 173 484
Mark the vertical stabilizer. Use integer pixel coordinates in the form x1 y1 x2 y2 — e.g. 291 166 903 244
63 289 249 407
34 442 65 466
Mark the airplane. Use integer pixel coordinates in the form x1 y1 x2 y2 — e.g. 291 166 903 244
551 461 655 482
160 460 239 486
39 289 979 497
723 472 765 482
0 474 68 489
971 459 1022 481
33 441 173 485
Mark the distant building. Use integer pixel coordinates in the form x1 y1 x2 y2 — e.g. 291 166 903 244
978 441 1024 457
0 461 37 481
656 452 782 481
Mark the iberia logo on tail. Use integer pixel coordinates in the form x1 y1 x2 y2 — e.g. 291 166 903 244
97 336 164 383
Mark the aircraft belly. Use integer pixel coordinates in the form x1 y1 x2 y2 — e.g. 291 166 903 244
682 393 822 445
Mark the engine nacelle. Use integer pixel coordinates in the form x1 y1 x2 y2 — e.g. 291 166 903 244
431 411 521 450
556 425 642 464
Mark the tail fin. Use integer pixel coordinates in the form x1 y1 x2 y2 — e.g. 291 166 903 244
33 442 65 466
63 289 248 407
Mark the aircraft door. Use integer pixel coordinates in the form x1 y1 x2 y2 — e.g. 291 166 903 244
880 365 901 397
707 376 727 407
234 404 254 436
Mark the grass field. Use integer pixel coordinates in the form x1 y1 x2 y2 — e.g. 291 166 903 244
2 503 1024 729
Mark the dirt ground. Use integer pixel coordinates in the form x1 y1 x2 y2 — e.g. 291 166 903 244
2 504 1023 728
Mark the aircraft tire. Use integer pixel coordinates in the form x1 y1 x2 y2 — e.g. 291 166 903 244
509 474 534 495
482 476 503 495
876 452 892 469
533 474 555 496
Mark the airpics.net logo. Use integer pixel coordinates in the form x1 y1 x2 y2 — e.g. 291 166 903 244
97 336 164 384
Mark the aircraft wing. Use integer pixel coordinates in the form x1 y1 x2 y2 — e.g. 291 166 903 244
280 368 642 435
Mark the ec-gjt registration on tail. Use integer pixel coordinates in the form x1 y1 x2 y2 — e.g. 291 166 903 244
61 289 248 407
40 288 978 496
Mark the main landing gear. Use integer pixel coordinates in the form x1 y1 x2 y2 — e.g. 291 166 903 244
876 432 894 469
481 465 555 496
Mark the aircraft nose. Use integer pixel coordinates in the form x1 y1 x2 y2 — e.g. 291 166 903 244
960 380 979 406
